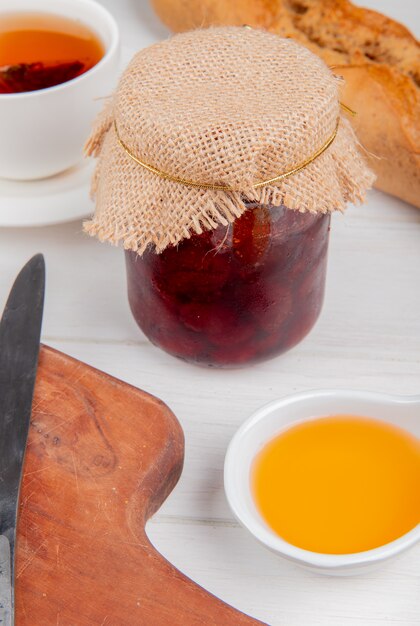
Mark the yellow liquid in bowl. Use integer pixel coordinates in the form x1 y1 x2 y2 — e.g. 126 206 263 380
252 415 420 554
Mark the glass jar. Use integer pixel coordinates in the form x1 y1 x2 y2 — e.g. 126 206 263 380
126 204 330 367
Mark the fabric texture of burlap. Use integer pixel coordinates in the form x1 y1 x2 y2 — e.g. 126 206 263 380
84 27 374 254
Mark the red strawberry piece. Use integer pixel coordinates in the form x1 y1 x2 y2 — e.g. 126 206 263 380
128 286 169 339
297 261 327 306
264 234 303 280
178 302 212 332
154 328 208 361
232 206 272 266
152 244 232 302
158 268 225 302
178 301 255 346
254 328 286 355
237 276 293 334
210 342 259 367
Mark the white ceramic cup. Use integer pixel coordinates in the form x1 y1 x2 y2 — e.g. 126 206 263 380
0 0 120 180
224 390 420 575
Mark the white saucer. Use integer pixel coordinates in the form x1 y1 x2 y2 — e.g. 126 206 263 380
0 159 96 227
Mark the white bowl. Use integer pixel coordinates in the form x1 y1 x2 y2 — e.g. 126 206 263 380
0 0 120 180
224 389 420 575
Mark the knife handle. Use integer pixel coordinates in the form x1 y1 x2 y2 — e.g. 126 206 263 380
0 535 12 626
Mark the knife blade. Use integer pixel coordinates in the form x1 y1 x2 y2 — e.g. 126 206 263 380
0 255 45 626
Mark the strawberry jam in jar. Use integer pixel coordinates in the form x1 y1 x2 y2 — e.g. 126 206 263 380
85 29 373 368
126 203 330 367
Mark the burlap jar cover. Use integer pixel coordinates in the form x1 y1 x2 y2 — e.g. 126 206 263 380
84 27 374 254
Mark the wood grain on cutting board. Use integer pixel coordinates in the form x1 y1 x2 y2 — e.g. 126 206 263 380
15 346 263 625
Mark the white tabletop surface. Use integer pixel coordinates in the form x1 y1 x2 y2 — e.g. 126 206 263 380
1 1 419 624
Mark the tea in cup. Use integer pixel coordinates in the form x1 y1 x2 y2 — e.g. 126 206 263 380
0 0 120 180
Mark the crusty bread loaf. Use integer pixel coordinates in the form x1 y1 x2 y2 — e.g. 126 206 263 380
151 0 420 207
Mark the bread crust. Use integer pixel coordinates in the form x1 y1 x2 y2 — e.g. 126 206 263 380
338 64 419 207
152 0 420 207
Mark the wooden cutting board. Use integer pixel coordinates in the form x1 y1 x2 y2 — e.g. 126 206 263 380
15 345 264 625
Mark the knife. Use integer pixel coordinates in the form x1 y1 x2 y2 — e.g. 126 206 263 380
0 255 45 626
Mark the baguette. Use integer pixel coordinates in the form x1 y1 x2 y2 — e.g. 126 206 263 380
151 0 420 207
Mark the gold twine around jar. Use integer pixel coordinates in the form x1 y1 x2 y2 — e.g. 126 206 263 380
113 118 341 192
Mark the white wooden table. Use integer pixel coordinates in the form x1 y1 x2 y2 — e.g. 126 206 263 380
1 1 419 624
